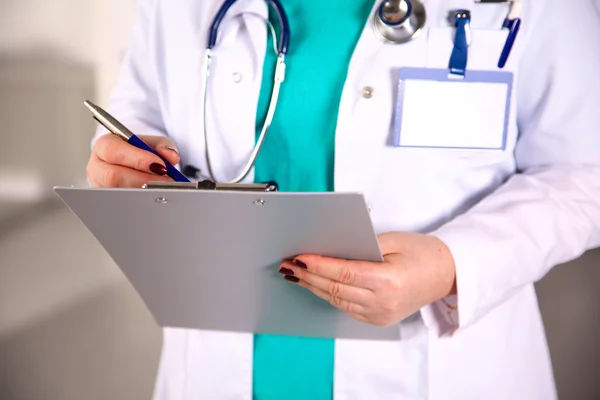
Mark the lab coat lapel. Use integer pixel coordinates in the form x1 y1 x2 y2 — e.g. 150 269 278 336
345 1 386 84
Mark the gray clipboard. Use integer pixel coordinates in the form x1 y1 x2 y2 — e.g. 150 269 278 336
54 185 399 340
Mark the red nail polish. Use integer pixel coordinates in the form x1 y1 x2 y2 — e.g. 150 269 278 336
279 268 294 276
150 163 167 176
294 260 307 269
284 275 299 283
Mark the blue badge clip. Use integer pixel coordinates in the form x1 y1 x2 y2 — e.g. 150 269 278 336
449 9 471 78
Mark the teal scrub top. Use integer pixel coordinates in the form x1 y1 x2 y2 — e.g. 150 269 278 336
252 1 373 398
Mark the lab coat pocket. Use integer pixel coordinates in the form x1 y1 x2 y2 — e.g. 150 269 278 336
416 26 520 169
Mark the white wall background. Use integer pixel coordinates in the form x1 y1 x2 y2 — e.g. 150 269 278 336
0 0 139 337
91 0 139 105
0 3 162 399
0 0 94 64
0 0 138 202
0 0 137 105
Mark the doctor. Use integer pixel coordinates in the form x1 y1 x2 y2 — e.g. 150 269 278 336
87 0 600 399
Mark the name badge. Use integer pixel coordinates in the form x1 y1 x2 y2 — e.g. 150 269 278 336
392 67 513 150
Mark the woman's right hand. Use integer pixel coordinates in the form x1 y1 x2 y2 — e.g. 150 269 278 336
87 134 181 188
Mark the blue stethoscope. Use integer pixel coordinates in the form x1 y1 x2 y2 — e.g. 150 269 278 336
198 0 518 183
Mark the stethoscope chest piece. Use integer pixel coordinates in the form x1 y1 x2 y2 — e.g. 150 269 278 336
374 0 427 44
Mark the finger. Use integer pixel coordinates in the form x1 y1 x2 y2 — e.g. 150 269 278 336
291 255 382 290
290 277 370 317
138 135 181 166
280 261 375 306
91 158 173 188
94 134 169 174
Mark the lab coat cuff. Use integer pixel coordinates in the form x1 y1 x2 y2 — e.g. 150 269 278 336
421 226 481 335
420 296 459 337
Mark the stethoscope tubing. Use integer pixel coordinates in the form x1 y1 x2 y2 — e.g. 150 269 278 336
208 0 290 54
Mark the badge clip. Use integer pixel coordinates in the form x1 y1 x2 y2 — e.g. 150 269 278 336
449 9 471 78
142 180 278 192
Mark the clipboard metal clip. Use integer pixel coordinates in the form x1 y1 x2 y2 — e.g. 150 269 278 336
142 180 278 192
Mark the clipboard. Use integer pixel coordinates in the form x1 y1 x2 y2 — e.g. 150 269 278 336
53 182 399 340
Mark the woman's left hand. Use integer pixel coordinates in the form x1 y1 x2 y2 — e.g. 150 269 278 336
279 232 457 327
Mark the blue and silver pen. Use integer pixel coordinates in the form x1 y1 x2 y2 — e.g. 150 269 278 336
498 1 522 69
84 100 190 183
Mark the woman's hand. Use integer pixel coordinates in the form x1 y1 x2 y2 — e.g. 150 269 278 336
279 232 457 327
87 134 180 188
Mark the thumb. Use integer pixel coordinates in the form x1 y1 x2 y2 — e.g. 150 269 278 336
138 135 181 166
377 232 422 257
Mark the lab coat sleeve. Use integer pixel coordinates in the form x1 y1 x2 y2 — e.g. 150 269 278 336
420 0 600 336
91 0 167 147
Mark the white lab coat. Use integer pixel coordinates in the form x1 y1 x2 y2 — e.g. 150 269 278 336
95 0 600 398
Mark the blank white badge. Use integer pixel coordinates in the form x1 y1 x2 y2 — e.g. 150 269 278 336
393 67 514 150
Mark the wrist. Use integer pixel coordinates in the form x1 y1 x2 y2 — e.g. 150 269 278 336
433 236 457 299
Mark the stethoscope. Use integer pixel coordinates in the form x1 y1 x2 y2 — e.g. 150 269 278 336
199 0 426 184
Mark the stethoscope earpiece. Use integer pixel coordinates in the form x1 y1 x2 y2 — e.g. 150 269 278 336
374 0 427 44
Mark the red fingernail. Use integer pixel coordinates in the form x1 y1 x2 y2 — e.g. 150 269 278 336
294 260 307 269
150 163 167 176
279 268 294 276
284 275 299 283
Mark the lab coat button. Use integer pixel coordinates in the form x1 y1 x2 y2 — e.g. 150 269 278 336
232 72 243 83
362 86 374 99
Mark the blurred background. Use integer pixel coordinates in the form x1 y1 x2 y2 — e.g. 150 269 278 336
0 1 598 399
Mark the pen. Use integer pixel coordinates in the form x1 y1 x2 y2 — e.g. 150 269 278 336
498 1 521 69
84 100 190 183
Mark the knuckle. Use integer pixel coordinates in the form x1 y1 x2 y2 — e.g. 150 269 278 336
109 142 127 165
379 272 402 291
103 167 120 187
96 138 112 159
329 294 342 309
342 301 355 314
101 138 126 165
327 280 342 299
338 265 356 285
